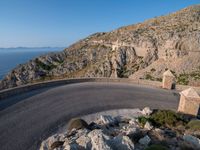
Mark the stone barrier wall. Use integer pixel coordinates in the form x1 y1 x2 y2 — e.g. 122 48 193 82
0 78 200 100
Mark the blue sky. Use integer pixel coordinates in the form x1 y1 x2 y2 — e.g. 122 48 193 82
0 0 199 48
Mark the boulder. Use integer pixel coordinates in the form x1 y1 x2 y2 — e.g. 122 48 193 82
88 129 112 150
139 135 151 146
110 136 134 150
67 118 89 131
183 134 200 148
141 107 152 116
64 142 80 150
39 134 66 150
144 121 153 130
129 118 138 126
76 134 92 149
88 122 101 130
97 115 116 125
128 130 146 143
115 116 130 123
124 126 138 135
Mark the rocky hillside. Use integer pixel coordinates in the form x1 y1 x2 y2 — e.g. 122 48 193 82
40 108 200 150
1 5 200 90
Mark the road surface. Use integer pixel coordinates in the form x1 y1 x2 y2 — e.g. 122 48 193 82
0 82 180 150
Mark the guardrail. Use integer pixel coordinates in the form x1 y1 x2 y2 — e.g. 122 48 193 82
0 77 200 100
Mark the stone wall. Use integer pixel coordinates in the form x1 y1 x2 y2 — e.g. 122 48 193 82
1 78 200 100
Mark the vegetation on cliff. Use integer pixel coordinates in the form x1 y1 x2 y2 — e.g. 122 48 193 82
1 5 200 90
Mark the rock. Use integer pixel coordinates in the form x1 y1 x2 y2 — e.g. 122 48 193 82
115 116 130 123
128 130 146 143
124 126 138 135
97 115 116 125
64 142 80 150
139 135 151 146
40 134 66 150
88 122 101 130
110 136 134 150
154 128 164 134
67 118 89 131
129 118 138 125
148 130 165 144
50 141 64 150
88 129 112 150
183 134 200 148
141 107 152 116
76 134 92 149
164 129 176 138
144 121 153 130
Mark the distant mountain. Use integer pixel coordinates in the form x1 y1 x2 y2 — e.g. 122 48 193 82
1 5 200 90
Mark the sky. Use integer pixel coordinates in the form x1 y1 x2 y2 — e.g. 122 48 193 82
0 0 199 48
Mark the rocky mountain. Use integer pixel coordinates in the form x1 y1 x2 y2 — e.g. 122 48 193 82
1 5 200 90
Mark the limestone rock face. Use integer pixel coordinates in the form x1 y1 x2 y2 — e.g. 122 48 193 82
1 5 200 89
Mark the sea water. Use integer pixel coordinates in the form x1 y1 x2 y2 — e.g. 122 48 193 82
0 47 63 80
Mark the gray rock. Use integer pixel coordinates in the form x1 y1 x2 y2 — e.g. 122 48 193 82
110 136 134 150
129 118 138 126
88 129 112 150
76 134 91 149
183 134 200 148
39 134 66 150
144 121 153 130
97 115 116 125
139 135 151 146
124 126 138 135
64 142 80 150
141 107 152 116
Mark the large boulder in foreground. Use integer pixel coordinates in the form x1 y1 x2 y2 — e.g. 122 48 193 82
67 118 89 131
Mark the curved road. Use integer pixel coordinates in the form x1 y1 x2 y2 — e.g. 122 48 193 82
0 82 180 150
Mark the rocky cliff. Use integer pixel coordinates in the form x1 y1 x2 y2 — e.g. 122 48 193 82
1 5 200 90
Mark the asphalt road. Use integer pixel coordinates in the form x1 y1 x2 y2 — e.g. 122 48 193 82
0 82 180 150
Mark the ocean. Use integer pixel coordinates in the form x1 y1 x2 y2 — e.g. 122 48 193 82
0 47 64 80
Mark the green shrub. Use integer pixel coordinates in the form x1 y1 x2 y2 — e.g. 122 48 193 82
150 110 184 127
35 58 56 71
138 116 150 127
145 74 154 80
187 120 200 131
145 144 168 150
67 118 89 131
177 74 189 85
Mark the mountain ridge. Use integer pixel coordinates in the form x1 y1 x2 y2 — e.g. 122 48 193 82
1 5 200 90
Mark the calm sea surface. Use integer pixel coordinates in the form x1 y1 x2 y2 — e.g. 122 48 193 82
0 47 63 80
